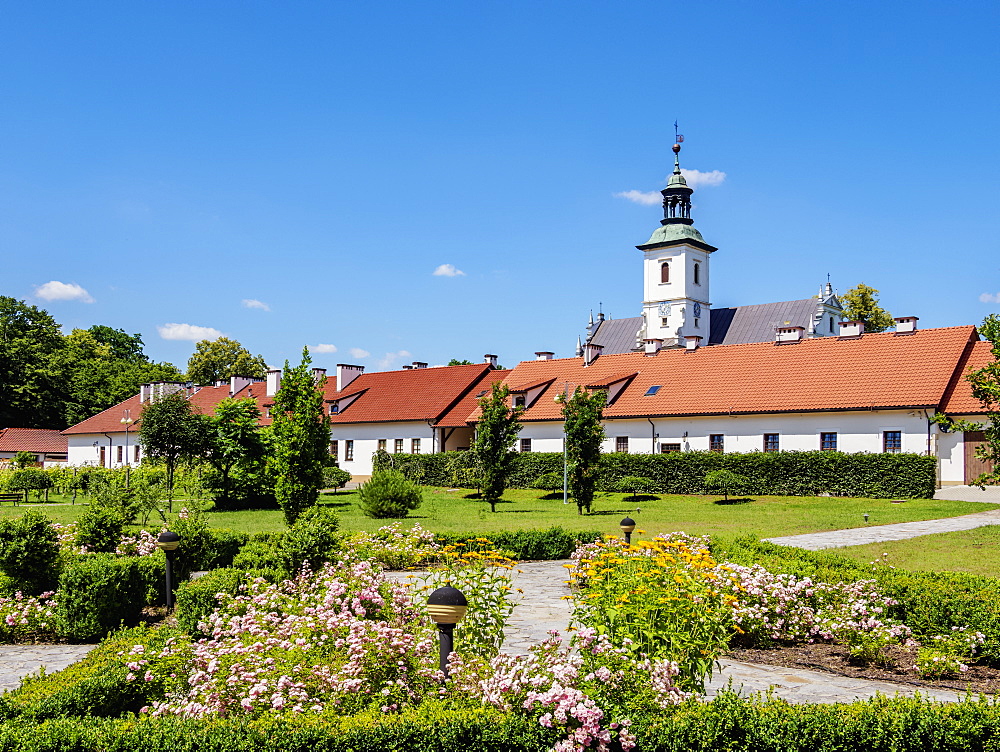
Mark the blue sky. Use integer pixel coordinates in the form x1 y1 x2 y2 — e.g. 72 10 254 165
3 1 999 372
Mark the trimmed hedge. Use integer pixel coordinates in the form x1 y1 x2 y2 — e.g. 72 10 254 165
715 536 1000 666
434 527 602 561
385 450 936 499
0 693 998 751
55 555 155 641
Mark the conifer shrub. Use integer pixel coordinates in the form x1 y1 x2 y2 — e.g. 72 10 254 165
279 506 342 572
357 470 423 519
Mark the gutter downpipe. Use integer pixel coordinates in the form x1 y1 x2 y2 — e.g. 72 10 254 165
647 418 658 455
103 433 114 470
924 409 940 489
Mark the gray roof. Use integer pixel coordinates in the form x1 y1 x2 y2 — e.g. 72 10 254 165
588 316 643 354
709 299 820 345
587 298 828 354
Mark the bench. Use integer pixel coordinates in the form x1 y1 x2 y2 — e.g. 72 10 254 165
0 493 20 506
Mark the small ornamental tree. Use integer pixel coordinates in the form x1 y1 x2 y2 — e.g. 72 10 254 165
138 390 208 509
559 387 606 515
357 469 423 518
532 471 564 497
615 475 656 501
270 349 330 525
472 382 523 512
704 468 748 501
204 398 266 507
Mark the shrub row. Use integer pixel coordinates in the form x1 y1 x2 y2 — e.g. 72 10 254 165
715 536 1000 666
0 693 998 751
385 450 937 499
433 527 602 561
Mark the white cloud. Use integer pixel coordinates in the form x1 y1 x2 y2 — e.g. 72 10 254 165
313 344 338 354
157 323 224 341
377 350 412 370
433 263 466 277
349 347 370 359
242 298 271 311
980 293 1000 304
614 189 661 206
680 168 727 188
34 281 94 303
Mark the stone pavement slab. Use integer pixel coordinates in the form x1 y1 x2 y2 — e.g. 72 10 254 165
765 508 1000 550
0 644 97 693
934 485 1000 503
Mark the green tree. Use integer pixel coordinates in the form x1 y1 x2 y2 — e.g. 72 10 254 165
968 318 1000 487
447 359 474 366
186 337 267 385
559 387 606 515
0 297 64 428
841 283 895 333
471 382 523 513
270 349 330 525
138 391 209 509
203 398 267 508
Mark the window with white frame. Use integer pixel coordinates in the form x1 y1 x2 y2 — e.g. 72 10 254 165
329 440 338 459
345 440 354 461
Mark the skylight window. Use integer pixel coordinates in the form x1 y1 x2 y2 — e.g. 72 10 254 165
475 390 488 398
644 385 662 396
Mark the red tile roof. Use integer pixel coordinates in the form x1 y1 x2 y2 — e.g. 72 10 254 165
62 385 238 434
324 363 494 425
478 326 979 422
0 428 67 454
940 340 996 415
437 370 508 427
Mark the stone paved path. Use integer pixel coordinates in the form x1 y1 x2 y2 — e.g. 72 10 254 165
765 507 1000 550
0 644 96 693
934 485 1000 503
389 561 972 703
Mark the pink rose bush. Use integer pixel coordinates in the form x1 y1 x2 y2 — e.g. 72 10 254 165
115 529 159 557
350 523 440 570
0 591 57 641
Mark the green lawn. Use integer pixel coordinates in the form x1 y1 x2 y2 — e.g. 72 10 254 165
832 525 1000 578
2 488 994 540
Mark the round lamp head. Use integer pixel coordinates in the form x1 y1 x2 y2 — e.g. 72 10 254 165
427 585 468 625
619 516 636 533
156 530 181 552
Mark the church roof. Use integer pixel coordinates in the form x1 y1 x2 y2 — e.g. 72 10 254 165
709 298 825 345
588 316 643 354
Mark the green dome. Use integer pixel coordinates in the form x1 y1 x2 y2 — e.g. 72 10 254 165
641 223 706 246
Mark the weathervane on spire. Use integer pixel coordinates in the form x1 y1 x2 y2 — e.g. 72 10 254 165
673 120 684 144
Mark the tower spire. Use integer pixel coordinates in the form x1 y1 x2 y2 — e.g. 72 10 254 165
661 127 693 226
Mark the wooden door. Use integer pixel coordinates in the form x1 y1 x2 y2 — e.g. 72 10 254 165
964 432 994 483
99 446 106 468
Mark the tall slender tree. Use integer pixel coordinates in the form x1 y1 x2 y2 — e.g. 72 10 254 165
559 387 606 515
270 349 329 524
472 382 522 513
137 390 209 509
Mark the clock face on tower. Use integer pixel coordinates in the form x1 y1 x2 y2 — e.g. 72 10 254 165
693 302 702 318
657 302 670 316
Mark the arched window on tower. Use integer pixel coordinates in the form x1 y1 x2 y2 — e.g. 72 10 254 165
660 262 670 283
829 317 834 333
693 263 701 285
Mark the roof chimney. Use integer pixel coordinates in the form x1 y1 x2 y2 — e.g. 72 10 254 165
266 369 282 397
583 342 604 366
484 354 498 368
643 338 663 356
838 320 865 338
140 384 152 403
894 316 919 334
311 368 327 385
775 326 806 343
411 361 428 369
229 375 255 396
336 364 364 391
401 364 413 370
535 351 555 361
684 335 703 351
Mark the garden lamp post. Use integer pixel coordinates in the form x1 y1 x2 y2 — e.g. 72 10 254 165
156 531 181 610
427 585 467 678
864 513 870 524
619 516 636 545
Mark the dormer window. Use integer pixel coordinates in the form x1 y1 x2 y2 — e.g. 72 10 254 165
513 395 526 408
660 262 670 283
329 404 339 415
693 262 701 285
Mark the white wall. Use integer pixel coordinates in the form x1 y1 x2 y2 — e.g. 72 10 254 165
516 409 934 458
330 421 436 476
67 433 142 468
936 415 989 486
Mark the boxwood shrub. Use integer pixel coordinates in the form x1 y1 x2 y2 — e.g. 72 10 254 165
434 527 602 561
55 555 151 641
384 450 936 499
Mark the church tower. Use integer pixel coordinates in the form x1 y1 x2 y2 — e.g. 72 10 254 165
636 140 717 347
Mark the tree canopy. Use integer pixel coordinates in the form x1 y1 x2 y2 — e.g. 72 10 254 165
0 297 65 429
138 391 209 507
471 382 523 512
560 387 606 514
841 283 894 333
186 337 267 385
